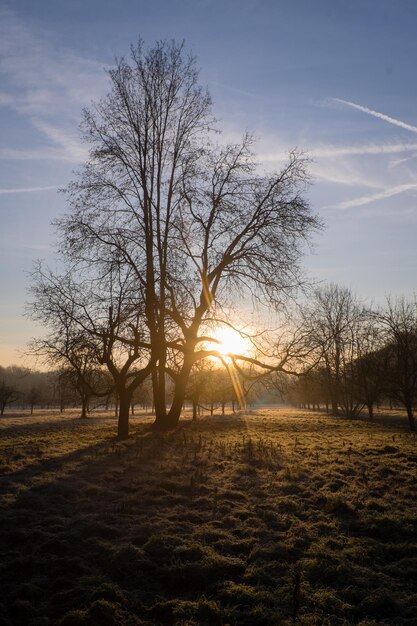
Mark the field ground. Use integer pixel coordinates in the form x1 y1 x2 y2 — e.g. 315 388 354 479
0 408 417 625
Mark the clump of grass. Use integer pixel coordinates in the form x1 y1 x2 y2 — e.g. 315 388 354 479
354 588 401 620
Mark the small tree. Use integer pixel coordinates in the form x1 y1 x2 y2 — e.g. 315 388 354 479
28 264 153 436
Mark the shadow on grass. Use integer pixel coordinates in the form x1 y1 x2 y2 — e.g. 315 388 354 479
1 410 417 625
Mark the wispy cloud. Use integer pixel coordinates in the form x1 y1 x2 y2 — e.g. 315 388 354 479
31 119 88 161
0 7 106 164
389 153 417 168
0 185 58 194
311 141 417 158
312 164 384 189
327 183 417 210
0 7 106 117
0 147 75 161
332 98 417 134
259 141 417 166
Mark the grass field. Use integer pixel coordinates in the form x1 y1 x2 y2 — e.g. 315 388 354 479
1 408 417 625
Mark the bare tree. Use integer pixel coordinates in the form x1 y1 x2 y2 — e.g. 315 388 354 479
185 361 212 420
376 297 417 431
301 284 365 416
351 315 386 419
0 366 29 415
287 367 329 411
28 263 153 436
0 378 19 415
30 39 320 434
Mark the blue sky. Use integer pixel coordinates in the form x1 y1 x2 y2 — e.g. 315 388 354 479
1 0 417 365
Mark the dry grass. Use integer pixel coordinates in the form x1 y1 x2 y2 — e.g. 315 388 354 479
0 407 417 625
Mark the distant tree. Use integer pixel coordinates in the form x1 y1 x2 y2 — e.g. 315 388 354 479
0 366 29 415
26 385 43 415
215 367 237 414
260 369 290 404
0 379 19 415
57 359 106 418
288 367 329 410
50 368 76 412
19 370 51 413
200 363 242 416
376 297 417 431
351 317 386 419
301 284 363 416
185 362 210 420
337 306 370 419
131 376 153 414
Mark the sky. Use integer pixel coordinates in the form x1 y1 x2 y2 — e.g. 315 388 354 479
1 0 417 366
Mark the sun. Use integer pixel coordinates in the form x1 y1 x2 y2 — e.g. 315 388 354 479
210 326 250 358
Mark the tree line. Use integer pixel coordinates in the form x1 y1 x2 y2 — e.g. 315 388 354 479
285 284 417 431
0 366 145 416
0 362 277 418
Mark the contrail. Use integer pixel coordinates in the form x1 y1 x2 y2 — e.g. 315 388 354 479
0 185 57 194
333 98 417 134
329 183 417 210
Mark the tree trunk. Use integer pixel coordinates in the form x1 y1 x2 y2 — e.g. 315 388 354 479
117 392 132 439
367 402 374 420
192 399 197 421
152 369 167 424
153 389 182 429
80 397 88 418
153 360 192 430
405 402 416 432
153 409 179 430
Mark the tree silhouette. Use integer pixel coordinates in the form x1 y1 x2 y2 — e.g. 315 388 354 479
29 39 320 435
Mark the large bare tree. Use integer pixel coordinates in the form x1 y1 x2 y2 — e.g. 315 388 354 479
30 39 320 434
